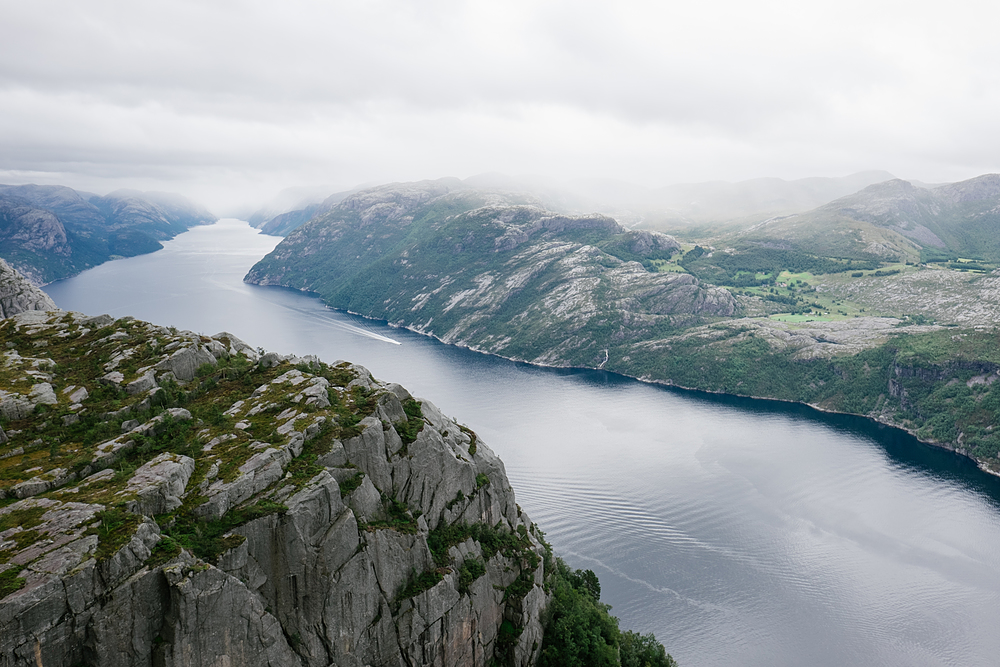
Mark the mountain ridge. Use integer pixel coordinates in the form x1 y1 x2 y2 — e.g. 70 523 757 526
0 184 216 284
734 174 1000 263
245 181 736 368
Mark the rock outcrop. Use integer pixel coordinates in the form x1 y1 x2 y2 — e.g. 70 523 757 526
0 259 57 317
0 311 549 666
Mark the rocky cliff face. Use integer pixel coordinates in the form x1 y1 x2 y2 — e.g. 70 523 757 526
0 311 549 666
245 181 736 368
0 259 57 317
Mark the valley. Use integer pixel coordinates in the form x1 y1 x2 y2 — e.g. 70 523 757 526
244 174 1000 473
31 217 1000 667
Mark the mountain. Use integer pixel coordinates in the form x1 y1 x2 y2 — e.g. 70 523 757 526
258 202 323 236
246 185 334 228
245 179 736 368
0 184 215 284
734 174 1000 263
248 186 362 236
650 171 898 226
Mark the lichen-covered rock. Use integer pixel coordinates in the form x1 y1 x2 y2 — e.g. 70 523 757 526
124 453 196 516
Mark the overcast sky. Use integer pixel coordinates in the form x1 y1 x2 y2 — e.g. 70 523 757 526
1 0 999 211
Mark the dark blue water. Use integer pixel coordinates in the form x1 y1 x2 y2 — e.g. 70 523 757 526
45 220 1000 667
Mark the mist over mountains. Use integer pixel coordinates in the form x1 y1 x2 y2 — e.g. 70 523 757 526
246 171 903 238
733 174 1000 263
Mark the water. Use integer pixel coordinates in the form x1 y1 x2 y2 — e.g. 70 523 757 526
45 220 1000 667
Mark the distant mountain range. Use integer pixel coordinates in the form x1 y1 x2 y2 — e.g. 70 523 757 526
247 186 360 236
0 184 215 284
729 174 1000 263
248 171 902 239
465 170 901 228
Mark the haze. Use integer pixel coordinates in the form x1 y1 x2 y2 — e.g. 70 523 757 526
1 0 998 212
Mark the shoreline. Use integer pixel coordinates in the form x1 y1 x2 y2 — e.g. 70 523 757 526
243 279 997 482
342 306 998 479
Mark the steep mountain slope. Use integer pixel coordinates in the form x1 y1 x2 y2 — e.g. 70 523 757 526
0 185 215 284
243 177 1000 477
245 180 737 367
0 310 551 666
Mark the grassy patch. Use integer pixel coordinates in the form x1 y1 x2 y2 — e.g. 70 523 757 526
427 521 535 568
87 507 142 561
364 496 421 534
338 471 365 498
0 504 48 533
460 425 478 456
0 566 26 599
144 535 182 568
284 421 337 490
395 568 444 604
159 498 288 564
458 557 486 594
393 399 424 446
769 313 836 323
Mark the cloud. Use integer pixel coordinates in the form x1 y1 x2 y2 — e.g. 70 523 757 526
1 0 999 210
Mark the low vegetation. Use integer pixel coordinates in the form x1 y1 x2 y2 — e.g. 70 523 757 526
679 245 879 287
538 558 676 667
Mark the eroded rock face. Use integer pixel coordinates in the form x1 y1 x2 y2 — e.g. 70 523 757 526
0 259 57 318
0 312 549 667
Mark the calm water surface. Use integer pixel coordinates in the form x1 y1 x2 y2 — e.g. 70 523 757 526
46 220 1000 667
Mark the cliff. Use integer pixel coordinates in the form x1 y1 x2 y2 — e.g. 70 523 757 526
0 310 549 666
0 258 57 317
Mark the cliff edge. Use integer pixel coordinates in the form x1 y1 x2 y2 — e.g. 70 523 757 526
0 258 56 317
0 311 549 666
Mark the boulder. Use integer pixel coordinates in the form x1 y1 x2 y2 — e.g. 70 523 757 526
124 453 196 516
154 345 217 381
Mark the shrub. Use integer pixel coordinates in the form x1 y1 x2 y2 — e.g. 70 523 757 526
537 559 676 667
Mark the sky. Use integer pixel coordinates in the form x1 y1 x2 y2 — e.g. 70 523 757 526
1 0 999 212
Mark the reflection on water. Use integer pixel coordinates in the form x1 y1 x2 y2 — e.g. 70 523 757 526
45 220 1000 667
